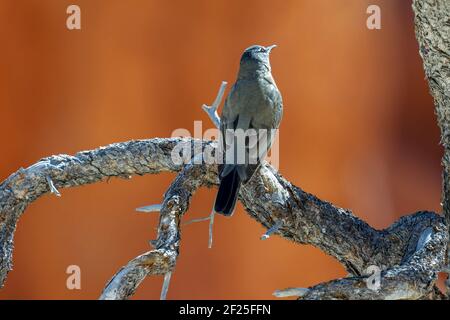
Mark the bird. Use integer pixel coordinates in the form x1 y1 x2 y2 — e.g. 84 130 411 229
214 44 283 216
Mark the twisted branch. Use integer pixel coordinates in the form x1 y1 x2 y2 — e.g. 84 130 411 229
413 0 450 296
0 137 446 299
100 161 209 299
0 0 448 300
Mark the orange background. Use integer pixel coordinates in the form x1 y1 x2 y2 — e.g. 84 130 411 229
0 0 443 299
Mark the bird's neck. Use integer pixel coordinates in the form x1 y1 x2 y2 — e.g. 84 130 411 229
237 61 272 80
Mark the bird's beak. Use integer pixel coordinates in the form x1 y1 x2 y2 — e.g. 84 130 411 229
266 44 277 53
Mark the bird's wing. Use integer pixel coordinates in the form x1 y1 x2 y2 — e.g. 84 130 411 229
218 91 239 179
242 83 283 183
219 80 283 184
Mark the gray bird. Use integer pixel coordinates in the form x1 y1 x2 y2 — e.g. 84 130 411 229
214 44 283 216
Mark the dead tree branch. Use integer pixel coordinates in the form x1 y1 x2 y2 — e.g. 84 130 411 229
413 0 450 296
0 137 447 299
100 161 210 299
0 0 448 300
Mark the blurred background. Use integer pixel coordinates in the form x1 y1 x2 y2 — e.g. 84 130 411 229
0 0 444 299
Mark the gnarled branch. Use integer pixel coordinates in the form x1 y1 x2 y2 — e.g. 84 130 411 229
413 0 450 297
0 0 449 300
0 137 446 299
100 161 209 299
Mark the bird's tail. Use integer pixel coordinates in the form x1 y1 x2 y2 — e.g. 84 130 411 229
214 167 241 216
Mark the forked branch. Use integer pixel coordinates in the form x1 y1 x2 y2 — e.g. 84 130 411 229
0 136 446 299
0 0 449 300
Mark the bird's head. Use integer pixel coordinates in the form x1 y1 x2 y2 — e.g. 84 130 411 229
238 45 277 78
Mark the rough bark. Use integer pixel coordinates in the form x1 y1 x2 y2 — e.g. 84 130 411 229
413 0 450 296
0 0 448 300
0 138 447 299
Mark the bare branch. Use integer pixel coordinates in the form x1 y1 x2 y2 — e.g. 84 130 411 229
160 272 172 300
136 204 162 213
183 208 215 248
45 176 61 197
99 161 207 299
208 209 215 249
183 216 211 225
299 218 447 300
0 138 215 288
99 249 176 300
273 287 310 298
413 0 450 297
202 81 227 128
261 220 283 240
0 136 445 299
0 1 447 300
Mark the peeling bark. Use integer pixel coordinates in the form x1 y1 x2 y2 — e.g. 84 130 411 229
413 0 450 296
0 138 446 299
0 0 449 300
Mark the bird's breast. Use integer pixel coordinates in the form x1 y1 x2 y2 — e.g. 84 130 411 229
233 78 275 105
